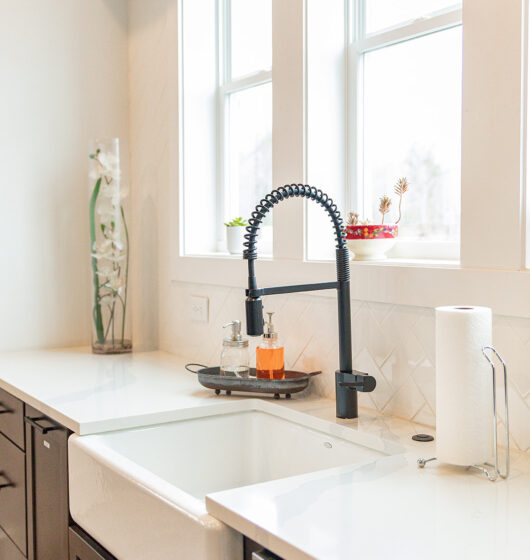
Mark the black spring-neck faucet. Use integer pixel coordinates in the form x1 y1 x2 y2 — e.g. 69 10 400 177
243 184 376 419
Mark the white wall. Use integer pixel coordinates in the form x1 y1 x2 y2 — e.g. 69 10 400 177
128 0 180 350
0 0 129 351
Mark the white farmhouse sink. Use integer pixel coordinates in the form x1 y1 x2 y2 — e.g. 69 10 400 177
69 400 399 560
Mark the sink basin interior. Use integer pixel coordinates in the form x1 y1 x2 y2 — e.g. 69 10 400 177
95 408 385 500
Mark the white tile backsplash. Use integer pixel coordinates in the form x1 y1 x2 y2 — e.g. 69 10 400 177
161 281 530 454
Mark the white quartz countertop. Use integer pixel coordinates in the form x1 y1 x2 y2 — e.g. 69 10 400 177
0 347 234 434
1 347 529 560
207 451 530 560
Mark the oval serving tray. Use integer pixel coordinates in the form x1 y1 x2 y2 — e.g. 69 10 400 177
185 364 321 399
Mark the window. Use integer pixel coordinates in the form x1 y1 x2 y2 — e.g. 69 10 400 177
220 0 272 254
180 0 272 256
361 25 462 254
175 0 527 312
307 1 462 261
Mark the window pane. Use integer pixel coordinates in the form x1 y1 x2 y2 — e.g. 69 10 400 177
366 1 460 34
228 82 272 252
230 0 271 78
182 0 218 255
362 27 462 242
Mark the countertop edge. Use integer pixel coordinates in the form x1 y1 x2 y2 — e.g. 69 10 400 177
205 496 318 560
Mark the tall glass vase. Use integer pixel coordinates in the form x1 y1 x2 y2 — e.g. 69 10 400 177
88 138 132 354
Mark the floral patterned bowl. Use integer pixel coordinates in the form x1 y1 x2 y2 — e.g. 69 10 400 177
345 225 398 261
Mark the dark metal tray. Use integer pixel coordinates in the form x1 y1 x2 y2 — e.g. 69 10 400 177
185 364 321 399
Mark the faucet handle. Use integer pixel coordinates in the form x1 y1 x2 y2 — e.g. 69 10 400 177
337 371 376 393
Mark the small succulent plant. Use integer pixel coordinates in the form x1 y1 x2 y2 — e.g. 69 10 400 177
224 217 248 227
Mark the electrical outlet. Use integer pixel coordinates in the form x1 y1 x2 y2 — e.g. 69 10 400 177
189 296 209 323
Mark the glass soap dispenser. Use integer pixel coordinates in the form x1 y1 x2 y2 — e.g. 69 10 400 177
220 320 250 377
256 312 285 380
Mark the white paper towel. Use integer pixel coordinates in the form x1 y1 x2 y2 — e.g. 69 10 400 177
435 306 493 466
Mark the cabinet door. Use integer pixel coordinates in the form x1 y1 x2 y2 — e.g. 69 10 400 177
0 387 25 450
0 525 25 560
0 433 27 555
26 405 70 560
69 526 117 560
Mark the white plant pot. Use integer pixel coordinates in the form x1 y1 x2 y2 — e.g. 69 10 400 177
346 238 398 261
226 226 246 255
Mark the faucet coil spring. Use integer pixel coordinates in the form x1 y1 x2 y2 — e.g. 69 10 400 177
243 184 347 261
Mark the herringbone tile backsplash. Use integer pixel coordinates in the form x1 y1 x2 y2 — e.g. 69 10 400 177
161 282 530 454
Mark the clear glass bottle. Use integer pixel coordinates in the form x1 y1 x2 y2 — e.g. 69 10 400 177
220 320 250 377
88 138 132 355
256 312 285 380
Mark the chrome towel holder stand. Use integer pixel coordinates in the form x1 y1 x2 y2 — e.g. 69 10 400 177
417 345 510 482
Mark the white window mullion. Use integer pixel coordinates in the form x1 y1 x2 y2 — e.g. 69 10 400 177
216 0 228 251
222 0 231 82
348 0 364 222
461 0 526 270
306 0 348 261
272 0 306 261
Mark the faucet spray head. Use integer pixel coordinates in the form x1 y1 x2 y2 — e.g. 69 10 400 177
245 296 264 336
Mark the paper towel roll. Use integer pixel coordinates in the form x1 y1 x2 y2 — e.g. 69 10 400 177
435 306 493 466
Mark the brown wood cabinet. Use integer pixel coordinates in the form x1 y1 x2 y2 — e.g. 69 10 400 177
25 405 70 560
0 388 117 560
0 432 27 555
0 388 27 557
0 525 25 560
0 387 25 450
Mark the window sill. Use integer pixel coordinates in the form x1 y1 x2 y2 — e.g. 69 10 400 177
343 257 459 268
171 254 529 318
183 251 273 260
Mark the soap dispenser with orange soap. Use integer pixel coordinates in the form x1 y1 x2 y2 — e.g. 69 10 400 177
256 312 285 379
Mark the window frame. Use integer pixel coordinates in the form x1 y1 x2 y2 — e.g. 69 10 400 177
172 0 530 318
216 0 272 252
347 1 463 261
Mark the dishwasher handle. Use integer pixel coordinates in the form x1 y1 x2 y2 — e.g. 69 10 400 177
252 550 282 560
24 415 62 435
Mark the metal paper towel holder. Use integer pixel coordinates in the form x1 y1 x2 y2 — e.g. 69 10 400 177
417 345 510 482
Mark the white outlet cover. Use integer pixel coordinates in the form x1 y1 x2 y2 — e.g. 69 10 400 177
189 296 209 323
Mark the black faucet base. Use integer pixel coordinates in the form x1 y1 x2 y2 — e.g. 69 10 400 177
335 370 377 418
335 371 359 418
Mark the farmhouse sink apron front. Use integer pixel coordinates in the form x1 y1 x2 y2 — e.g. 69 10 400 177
69 400 401 560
